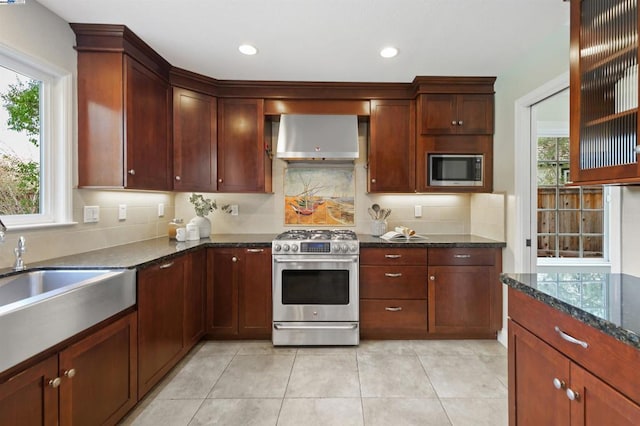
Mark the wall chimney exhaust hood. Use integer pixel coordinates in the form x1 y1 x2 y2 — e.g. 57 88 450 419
276 114 359 160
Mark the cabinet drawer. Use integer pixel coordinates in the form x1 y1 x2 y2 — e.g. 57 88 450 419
428 248 495 266
360 248 427 265
509 288 640 406
360 266 427 299
360 299 428 333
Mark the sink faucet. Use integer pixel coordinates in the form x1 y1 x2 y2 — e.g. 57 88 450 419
14 236 26 271
0 218 6 243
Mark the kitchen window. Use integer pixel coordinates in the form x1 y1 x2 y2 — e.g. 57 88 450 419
0 47 72 229
537 136 605 259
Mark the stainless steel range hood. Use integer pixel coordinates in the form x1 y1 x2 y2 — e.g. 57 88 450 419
276 114 359 160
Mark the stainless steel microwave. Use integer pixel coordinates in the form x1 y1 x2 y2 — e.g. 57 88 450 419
429 154 484 187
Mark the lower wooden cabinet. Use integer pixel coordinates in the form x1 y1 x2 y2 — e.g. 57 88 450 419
509 320 640 425
207 247 272 339
0 312 137 426
509 288 640 425
137 250 206 398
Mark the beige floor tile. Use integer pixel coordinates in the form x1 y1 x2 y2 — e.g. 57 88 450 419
119 398 202 426
209 354 295 398
419 355 507 398
286 354 360 397
357 340 416 355
277 398 363 426
196 340 244 355
237 340 298 355
440 398 508 426
463 340 507 356
189 398 281 426
154 354 233 399
358 354 437 398
410 340 475 356
296 346 357 355
478 354 508 388
362 398 451 426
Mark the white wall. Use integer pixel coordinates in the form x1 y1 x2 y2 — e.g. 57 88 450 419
493 24 571 344
622 187 640 276
0 2 174 269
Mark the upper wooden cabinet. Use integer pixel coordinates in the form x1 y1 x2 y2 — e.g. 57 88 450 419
418 94 494 135
368 100 416 193
72 24 172 190
217 98 272 193
172 88 217 191
569 0 640 184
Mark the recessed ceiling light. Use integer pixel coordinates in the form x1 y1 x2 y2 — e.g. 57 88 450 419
239 44 258 55
380 47 398 58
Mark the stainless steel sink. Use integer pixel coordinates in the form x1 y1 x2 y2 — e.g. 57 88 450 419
0 268 136 373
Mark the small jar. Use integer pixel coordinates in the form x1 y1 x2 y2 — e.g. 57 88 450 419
168 218 184 239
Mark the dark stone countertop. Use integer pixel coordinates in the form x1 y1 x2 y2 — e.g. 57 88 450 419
358 234 506 248
501 272 640 351
0 233 504 278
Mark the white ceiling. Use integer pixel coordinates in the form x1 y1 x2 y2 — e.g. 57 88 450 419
37 0 570 83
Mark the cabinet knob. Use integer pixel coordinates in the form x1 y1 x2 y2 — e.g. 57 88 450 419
218 178 223 183
451 120 457 126
175 176 181 181
64 368 76 379
371 178 376 184
552 378 566 390
48 377 61 388
232 256 238 262
458 120 463 126
635 145 640 154
430 276 436 281
566 388 580 401
128 169 135 175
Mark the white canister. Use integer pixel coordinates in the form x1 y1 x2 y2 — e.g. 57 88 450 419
371 220 387 237
176 227 187 242
186 223 200 241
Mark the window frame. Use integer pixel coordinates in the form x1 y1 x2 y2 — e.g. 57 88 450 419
0 44 73 230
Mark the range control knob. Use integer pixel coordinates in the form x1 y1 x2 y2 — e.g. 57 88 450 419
274 244 281 252
349 244 358 253
291 244 299 252
283 244 290 252
341 244 348 253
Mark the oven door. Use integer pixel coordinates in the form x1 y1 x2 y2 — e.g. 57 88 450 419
273 255 358 322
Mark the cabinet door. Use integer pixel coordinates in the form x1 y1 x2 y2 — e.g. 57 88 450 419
457 94 493 134
125 57 171 190
427 265 493 334
0 355 58 426
173 88 217 191
368 100 416 192
138 257 185 397
207 248 240 336
239 248 272 338
217 98 271 192
419 94 458 135
59 313 137 426
508 320 570 426
184 249 206 351
360 299 428 338
570 363 640 426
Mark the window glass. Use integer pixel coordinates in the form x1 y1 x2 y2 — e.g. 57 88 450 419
0 65 41 216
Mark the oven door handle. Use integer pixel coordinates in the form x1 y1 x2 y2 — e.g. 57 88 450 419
273 258 357 263
273 323 358 330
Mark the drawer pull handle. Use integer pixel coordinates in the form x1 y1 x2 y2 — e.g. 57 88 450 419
159 262 174 269
384 254 402 259
554 326 589 349
453 254 471 258
552 378 566 390
247 249 264 253
385 273 403 278
385 306 403 312
566 388 580 401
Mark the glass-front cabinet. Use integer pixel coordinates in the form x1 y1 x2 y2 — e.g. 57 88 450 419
570 0 640 184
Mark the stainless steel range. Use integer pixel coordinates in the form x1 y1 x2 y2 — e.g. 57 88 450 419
272 229 359 346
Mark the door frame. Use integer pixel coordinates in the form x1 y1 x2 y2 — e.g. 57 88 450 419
514 72 621 273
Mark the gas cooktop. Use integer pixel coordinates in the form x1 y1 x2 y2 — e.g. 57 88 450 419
272 229 358 254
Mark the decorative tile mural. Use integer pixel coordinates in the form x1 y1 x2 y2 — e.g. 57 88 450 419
284 167 355 226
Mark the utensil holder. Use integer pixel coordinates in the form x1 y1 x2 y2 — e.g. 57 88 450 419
371 220 387 237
